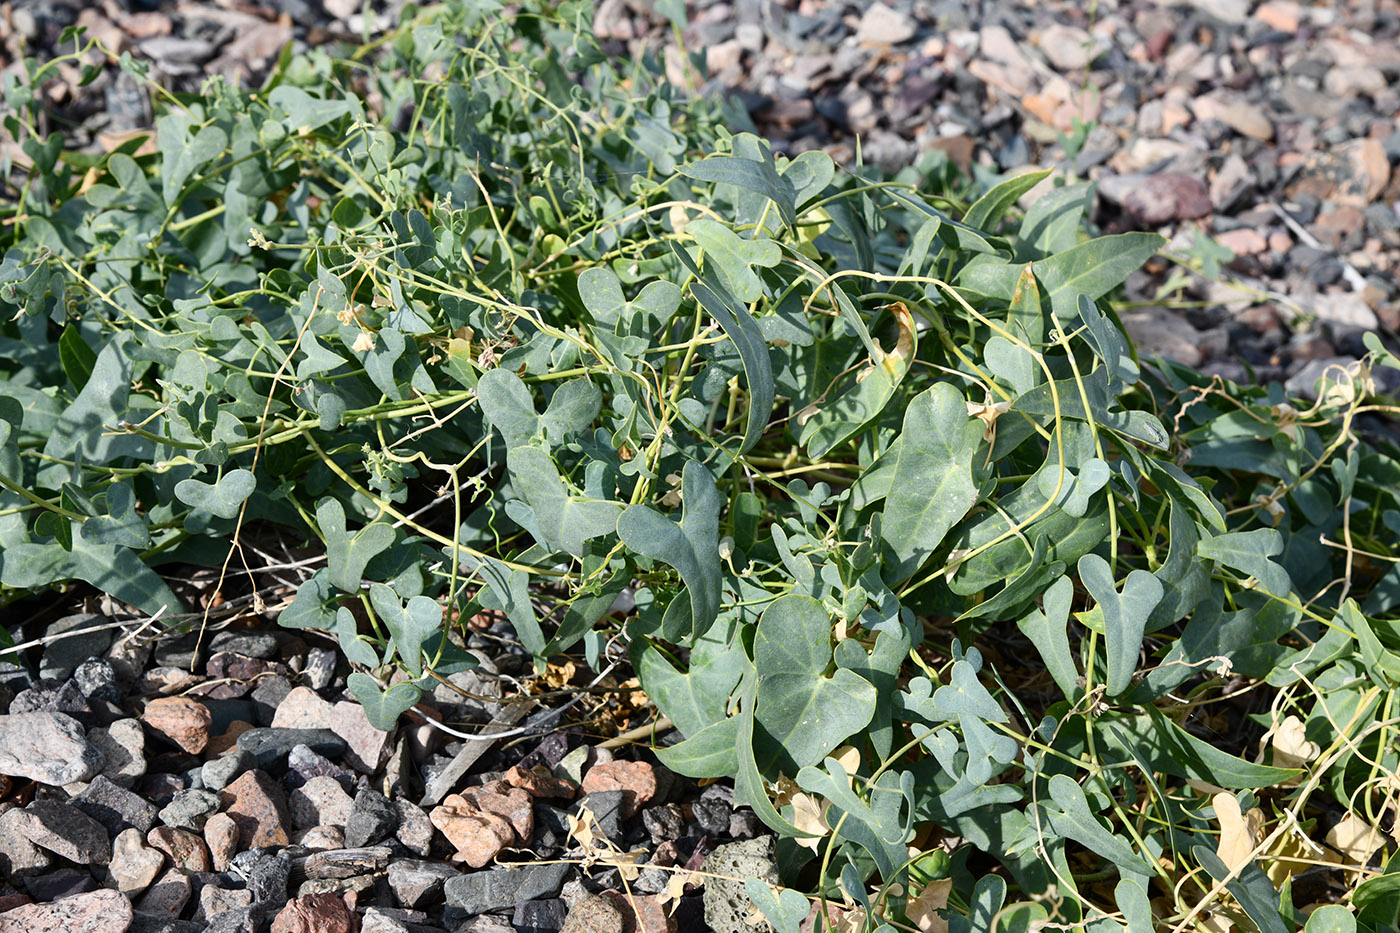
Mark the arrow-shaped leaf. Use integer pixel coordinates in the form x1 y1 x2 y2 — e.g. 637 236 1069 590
617 459 722 641
317 497 395 593
1197 528 1292 599
1079 553 1163 697
507 446 621 557
681 149 797 230
476 368 540 448
369 582 441 678
347 672 422 732
687 217 780 303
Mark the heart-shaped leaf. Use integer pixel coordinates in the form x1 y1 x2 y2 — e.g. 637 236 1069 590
880 382 985 582
578 268 681 332
745 882 809 933
278 571 338 631
317 497 395 593
1197 528 1292 599
175 468 256 520
1037 457 1111 517
476 368 540 448
752 594 877 774
369 582 441 678
1014 575 1077 698
347 672 422 732
1079 553 1163 697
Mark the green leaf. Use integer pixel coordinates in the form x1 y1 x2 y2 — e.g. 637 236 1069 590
1011 368 1169 449
333 606 381 668
1193 846 1290 933
43 331 150 466
782 150 835 210
963 168 1052 233
880 383 985 582
269 85 353 133
654 716 739 778
633 613 745 736
1014 576 1077 697
1016 181 1093 259
752 594 877 773
797 758 913 884
799 305 916 458
687 218 781 303
174 468 256 520
618 459 722 641
58 325 97 393
506 446 621 558
80 481 150 549
1303 905 1357 933
347 672 422 731
470 553 546 657
578 268 681 332
1354 873 1400 929
1078 553 1163 696
317 497 395 593
0 528 184 617
369 582 441 678
278 571 338 631
540 379 602 445
1096 705 1301 788
477 368 540 448
158 113 228 208
1045 775 1152 877
745 881 809 933
681 151 797 230
1197 528 1292 599
960 233 1165 322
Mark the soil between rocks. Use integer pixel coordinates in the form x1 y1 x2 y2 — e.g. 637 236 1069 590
1 1 1399 931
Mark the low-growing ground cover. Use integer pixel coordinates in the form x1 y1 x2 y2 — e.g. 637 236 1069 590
3 2 1400 930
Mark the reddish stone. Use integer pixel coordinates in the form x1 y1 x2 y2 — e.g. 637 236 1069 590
270 893 355 933
205 721 255 757
220 769 290 849
1123 173 1213 226
147 826 211 873
0 888 133 933
581 760 657 818
505 765 577 801
458 781 533 842
142 697 212 754
603 891 677 933
204 812 238 871
429 794 515 868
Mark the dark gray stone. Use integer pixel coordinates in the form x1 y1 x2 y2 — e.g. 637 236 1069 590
202 748 255 791
129 913 207 933
75 774 159 836
345 787 397 848
443 861 574 915
387 858 458 909
642 804 684 842
39 614 111 681
23 866 96 901
209 632 281 660
72 659 121 703
513 898 567 933
236 727 345 773
159 788 220 831
203 903 268 933
249 675 293 725
230 847 291 903
573 790 625 842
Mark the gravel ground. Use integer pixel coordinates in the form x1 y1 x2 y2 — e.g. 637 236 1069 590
1 1 1399 931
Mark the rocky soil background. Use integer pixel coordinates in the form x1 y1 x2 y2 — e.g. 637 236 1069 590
0 0 1398 932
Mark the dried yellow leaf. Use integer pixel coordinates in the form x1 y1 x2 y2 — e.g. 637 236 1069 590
1215 792 1263 872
